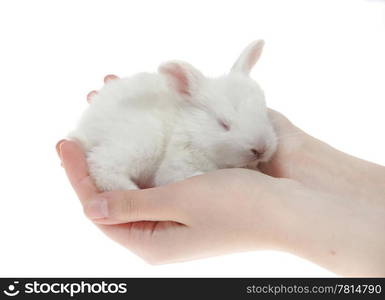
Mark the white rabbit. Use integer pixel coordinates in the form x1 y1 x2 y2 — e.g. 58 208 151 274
68 40 277 191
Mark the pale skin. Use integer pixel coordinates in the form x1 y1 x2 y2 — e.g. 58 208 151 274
57 75 385 276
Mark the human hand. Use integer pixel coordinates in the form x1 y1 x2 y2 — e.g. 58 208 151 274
260 110 385 204
58 139 300 264
57 74 303 263
57 139 385 275
57 75 385 274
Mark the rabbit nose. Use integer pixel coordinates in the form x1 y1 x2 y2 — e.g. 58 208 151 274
250 148 265 159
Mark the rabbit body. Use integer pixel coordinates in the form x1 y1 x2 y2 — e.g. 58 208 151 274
69 73 216 190
69 40 277 191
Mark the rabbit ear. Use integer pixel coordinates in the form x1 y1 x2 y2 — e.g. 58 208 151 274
158 61 203 97
231 40 265 75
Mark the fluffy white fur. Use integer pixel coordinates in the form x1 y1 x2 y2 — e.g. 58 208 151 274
68 40 277 191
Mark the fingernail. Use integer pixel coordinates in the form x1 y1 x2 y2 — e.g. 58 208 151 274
84 197 109 219
87 90 98 103
104 74 118 83
56 139 66 159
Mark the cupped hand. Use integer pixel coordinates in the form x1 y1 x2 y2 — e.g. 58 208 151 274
58 139 300 264
56 75 385 274
55 74 312 263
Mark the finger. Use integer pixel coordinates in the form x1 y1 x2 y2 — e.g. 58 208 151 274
56 139 66 167
87 90 98 103
84 187 183 223
104 74 118 83
60 140 99 203
56 139 66 158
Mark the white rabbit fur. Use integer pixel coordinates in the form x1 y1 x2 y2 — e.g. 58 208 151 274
68 40 277 191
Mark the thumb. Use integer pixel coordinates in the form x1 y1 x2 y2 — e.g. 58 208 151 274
83 187 183 224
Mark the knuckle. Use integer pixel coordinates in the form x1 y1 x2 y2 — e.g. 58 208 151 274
121 191 138 220
101 191 138 221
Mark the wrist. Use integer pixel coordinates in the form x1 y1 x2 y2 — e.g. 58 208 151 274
290 134 385 203
271 183 385 276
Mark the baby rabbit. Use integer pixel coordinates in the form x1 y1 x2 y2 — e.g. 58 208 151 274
68 40 277 191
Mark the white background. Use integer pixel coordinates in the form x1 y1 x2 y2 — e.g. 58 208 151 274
0 0 384 277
